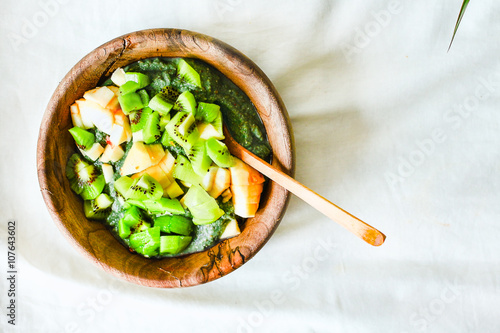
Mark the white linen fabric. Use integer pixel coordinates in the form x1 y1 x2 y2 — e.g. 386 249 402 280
1 0 499 332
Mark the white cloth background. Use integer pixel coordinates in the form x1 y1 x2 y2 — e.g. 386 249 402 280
1 0 499 332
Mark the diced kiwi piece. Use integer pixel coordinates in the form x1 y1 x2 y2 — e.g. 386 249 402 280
68 127 95 150
183 185 224 225
122 205 143 225
192 214 223 226
66 153 89 187
143 111 161 144
149 93 173 116
196 102 220 123
142 198 185 215
187 139 212 177
138 89 150 106
79 166 106 200
118 92 145 114
124 72 150 88
118 206 149 239
129 227 160 256
119 81 140 95
124 173 163 201
205 138 235 168
172 155 202 185
183 184 209 207
165 179 184 198
165 111 200 152
174 91 196 114
189 199 225 225
211 110 224 138
83 193 113 220
177 59 202 88
159 114 171 128
114 176 134 198
124 199 147 210
177 112 196 137
159 235 192 255
154 215 193 236
129 107 153 132
118 219 132 239
160 126 174 147
66 154 105 200
161 86 180 103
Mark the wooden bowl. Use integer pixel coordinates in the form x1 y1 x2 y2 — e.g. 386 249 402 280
37 28 294 288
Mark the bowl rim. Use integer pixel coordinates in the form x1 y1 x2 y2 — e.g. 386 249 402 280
37 28 295 288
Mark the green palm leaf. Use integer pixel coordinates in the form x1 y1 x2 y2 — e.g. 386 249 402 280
448 0 470 51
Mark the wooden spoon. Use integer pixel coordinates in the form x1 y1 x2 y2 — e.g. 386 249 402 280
223 127 386 247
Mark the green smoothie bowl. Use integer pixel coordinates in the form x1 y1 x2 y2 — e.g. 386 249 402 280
37 28 294 287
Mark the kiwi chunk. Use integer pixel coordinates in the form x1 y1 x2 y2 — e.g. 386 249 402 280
165 111 200 152
129 226 160 256
165 179 184 198
211 110 224 138
143 111 161 144
149 93 173 116
159 114 171 129
118 206 150 239
66 154 89 187
177 112 196 137
154 215 193 236
196 103 220 123
160 128 174 147
129 107 153 133
125 199 147 210
141 198 185 215
172 155 202 185
188 139 212 177
114 176 134 198
118 91 145 114
68 127 95 150
66 153 105 200
138 89 150 106
205 138 235 168
177 59 202 88
124 72 150 88
183 185 224 225
124 173 163 201
159 235 192 255
83 193 113 220
119 81 140 95
79 167 106 200
161 86 180 103
174 91 197 114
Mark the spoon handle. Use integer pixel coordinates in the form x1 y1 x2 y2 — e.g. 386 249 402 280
232 145 386 246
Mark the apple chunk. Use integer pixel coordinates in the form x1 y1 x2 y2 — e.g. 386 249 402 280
110 68 127 86
101 163 114 183
84 86 115 109
158 151 176 175
76 99 114 134
220 219 241 240
100 144 125 163
131 164 172 193
113 110 132 142
70 103 86 129
208 167 231 199
198 122 224 140
80 142 104 161
74 99 94 129
145 144 165 166
108 125 128 147
120 141 154 175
